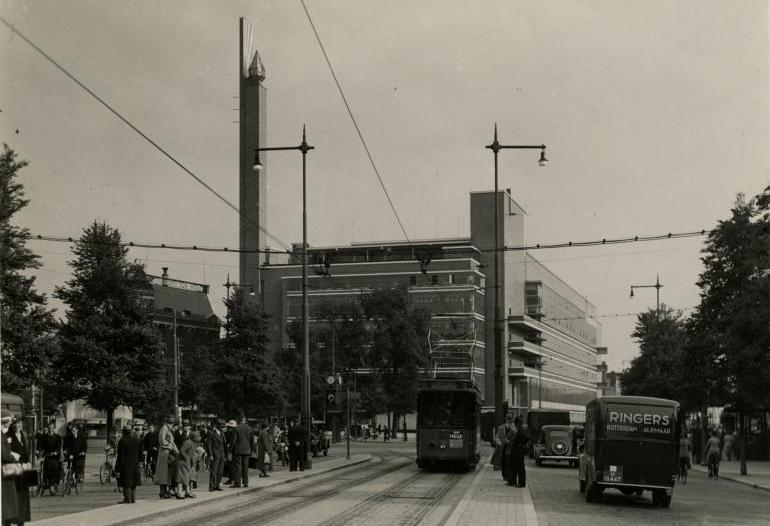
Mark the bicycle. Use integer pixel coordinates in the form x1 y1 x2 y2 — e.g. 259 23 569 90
36 454 64 497
141 451 155 483
61 456 80 496
100 446 116 485
708 454 720 480
677 457 688 485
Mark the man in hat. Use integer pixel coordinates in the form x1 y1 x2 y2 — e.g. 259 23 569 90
509 416 530 487
155 416 178 499
206 419 226 491
223 419 237 485
115 424 142 503
174 419 192 450
41 421 63 491
494 413 515 478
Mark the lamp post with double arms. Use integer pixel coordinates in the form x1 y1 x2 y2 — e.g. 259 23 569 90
486 123 548 429
253 125 314 468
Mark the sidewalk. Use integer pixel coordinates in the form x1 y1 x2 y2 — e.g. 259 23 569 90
444 464 539 526
30 454 371 526
690 459 770 492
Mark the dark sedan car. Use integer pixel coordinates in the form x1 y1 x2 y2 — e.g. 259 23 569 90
534 424 580 467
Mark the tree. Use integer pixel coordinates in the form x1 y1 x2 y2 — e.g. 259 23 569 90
361 286 430 437
278 299 369 420
693 188 770 475
621 304 687 401
54 221 166 439
214 289 282 418
0 145 59 404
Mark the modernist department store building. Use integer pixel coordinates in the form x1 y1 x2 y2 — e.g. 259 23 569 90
262 190 605 421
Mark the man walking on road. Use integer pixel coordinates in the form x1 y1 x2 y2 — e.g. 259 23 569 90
206 419 226 491
256 423 272 478
231 416 254 488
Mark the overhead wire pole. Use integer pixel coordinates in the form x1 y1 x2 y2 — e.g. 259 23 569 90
253 126 314 468
486 124 548 428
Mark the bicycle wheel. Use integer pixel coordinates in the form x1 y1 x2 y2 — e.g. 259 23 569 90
99 462 112 484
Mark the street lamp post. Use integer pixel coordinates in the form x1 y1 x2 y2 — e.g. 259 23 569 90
254 126 314 468
486 124 547 428
630 275 663 313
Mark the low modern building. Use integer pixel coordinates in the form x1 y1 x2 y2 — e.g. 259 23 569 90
261 191 605 422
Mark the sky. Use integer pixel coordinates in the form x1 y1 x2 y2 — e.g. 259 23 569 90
1 0 768 372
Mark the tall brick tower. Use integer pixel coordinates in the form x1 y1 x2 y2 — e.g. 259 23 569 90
239 17 266 293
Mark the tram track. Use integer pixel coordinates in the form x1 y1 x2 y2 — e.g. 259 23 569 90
315 469 464 526
132 455 414 526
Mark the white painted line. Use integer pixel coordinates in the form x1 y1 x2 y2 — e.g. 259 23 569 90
442 463 486 526
522 485 540 526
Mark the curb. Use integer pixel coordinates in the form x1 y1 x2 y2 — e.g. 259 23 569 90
690 465 770 493
31 455 372 526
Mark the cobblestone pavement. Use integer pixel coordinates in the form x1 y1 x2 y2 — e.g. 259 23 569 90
527 459 770 525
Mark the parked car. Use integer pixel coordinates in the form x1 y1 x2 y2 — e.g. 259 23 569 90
534 424 580 468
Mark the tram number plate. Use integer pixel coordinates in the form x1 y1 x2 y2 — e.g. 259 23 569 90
449 430 463 448
603 466 623 483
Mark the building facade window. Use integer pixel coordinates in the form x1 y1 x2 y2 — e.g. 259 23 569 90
431 275 438 285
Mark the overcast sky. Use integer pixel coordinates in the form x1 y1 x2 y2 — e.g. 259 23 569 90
2 0 768 372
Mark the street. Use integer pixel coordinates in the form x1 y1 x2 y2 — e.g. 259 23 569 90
29 440 770 525
527 459 770 526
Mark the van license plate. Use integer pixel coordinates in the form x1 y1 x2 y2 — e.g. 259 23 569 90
603 466 623 483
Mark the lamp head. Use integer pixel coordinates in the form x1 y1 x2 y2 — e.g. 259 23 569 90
630 288 634 298
538 148 549 167
252 151 263 172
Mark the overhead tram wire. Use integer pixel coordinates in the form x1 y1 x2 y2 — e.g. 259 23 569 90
300 0 411 246
0 16 293 256
30 227 713 256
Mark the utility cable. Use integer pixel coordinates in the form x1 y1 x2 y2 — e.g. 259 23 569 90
0 15 293 254
300 0 412 245
30 227 712 256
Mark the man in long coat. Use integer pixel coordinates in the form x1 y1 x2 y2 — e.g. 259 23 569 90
223 420 237 485
231 416 254 488
287 420 305 472
206 420 226 491
509 416 530 487
494 414 514 477
155 417 178 498
115 425 141 504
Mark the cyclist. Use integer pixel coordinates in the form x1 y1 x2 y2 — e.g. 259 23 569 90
143 423 159 477
64 424 88 483
677 430 690 483
41 421 63 490
705 429 721 479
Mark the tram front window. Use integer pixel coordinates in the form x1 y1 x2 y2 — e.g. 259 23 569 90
419 392 471 428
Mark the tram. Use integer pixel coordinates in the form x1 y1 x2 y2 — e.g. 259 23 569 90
416 378 481 469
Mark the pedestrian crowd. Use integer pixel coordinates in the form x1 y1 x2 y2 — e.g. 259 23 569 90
10 413 313 514
492 413 529 488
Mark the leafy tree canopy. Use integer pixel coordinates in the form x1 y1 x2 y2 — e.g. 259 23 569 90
0 144 58 393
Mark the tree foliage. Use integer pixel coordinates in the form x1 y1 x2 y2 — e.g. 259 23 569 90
0 145 59 394
361 286 430 419
621 304 687 401
214 289 282 418
693 188 770 413
54 221 166 437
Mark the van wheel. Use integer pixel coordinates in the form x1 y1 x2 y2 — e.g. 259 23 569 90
579 479 586 493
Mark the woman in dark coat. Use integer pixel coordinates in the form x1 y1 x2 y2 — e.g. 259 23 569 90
6 418 31 525
115 425 141 504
